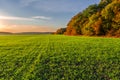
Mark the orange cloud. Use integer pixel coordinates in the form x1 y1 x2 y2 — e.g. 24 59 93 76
0 18 56 33
1 25 56 33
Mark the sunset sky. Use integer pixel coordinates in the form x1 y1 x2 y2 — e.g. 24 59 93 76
0 0 100 33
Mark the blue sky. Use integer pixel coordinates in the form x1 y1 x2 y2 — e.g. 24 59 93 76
0 0 100 32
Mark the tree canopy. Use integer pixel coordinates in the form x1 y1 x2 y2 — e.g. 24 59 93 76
63 0 120 36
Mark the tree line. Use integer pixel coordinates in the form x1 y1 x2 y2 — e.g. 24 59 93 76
56 0 120 37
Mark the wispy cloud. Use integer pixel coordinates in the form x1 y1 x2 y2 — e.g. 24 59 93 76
0 15 51 21
31 0 84 13
0 16 33 21
32 16 51 20
19 0 80 12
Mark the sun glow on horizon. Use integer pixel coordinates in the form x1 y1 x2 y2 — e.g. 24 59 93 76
0 15 56 32
0 21 5 30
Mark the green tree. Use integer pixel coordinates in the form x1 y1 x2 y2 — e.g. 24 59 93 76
55 28 66 34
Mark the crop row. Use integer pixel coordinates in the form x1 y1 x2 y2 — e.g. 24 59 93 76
0 35 120 80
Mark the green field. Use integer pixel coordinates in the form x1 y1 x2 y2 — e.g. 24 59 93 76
0 35 120 80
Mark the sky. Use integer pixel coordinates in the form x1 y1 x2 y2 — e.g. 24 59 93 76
0 0 100 33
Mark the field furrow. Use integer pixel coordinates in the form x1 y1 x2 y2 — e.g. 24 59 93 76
0 35 120 80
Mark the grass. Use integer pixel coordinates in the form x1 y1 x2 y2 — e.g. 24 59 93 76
0 35 120 80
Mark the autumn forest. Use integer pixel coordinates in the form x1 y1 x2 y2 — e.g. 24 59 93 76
56 0 120 37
